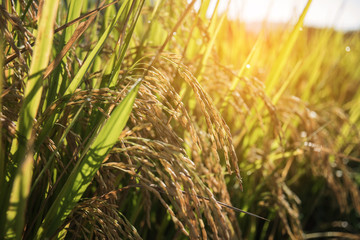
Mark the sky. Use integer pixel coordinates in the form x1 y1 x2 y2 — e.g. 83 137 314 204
195 0 360 31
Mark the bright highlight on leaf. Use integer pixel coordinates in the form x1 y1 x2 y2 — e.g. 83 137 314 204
37 79 141 239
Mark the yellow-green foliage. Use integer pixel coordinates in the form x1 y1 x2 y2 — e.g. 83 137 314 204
1 0 360 239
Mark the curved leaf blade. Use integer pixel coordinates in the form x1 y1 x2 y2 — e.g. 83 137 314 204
36 79 141 239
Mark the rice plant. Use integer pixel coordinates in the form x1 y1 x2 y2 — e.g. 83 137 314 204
1 0 359 239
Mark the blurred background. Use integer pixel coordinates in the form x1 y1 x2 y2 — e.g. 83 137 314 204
193 0 360 31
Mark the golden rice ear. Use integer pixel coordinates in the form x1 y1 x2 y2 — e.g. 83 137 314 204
98 64 244 239
2 0 360 239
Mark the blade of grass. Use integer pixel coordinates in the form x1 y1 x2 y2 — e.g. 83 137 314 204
64 0 84 43
10 0 59 159
108 0 145 87
4 0 60 238
0 8 8 239
0 26 5 212
198 0 211 22
220 34 263 111
20 0 34 21
64 0 131 95
272 60 302 105
30 104 86 194
44 0 85 108
54 0 121 34
337 87 360 154
5 149 34 239
134 0 163 62
300 30 332 101
36 79 141 239
195 0 224 82
5 1 119 65
43 6 99 79
238 1 312 153
37 0 133 151
265 0 312 95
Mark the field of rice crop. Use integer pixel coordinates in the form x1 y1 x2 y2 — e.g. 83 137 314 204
1 0 360 239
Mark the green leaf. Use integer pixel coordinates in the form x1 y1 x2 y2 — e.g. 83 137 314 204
5 152 34 239
36 79 141 239
64 0 131 96
265 0 312 94
221 34 263 111
4 0 60 238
